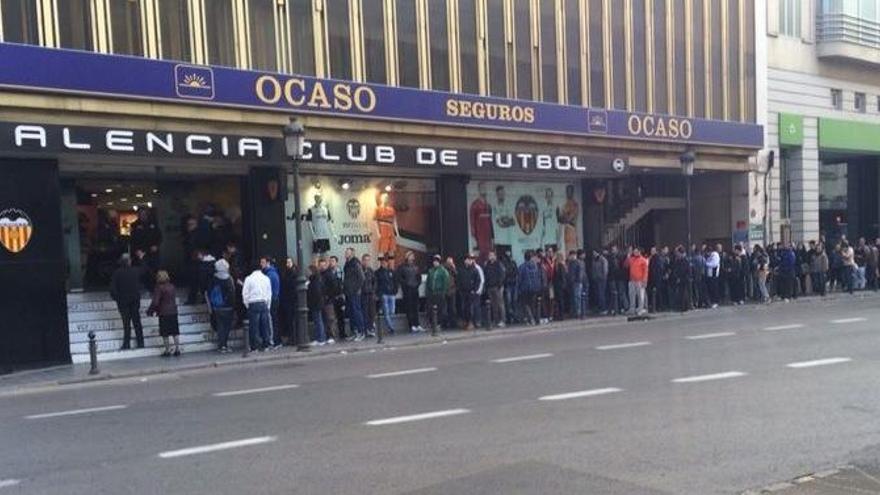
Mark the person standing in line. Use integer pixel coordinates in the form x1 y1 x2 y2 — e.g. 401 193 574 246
483 251 506 328
473 253 486 327
319 258 340 342
208 259 236 353
517 250 542 325
566 250 585 319
729 245 746 305
110 253 145 351
670 246 692 312
753 245 771 303
705 245 721 308
425 255 450 333
591 250 608 315
279 257 299 347
855 238 868 291
396 251 424 332
307 264 328 346
260 256 282 349
553 252 568 320
689 246 707 308
872 240 880 291
615 247 631 315
130 208 162 290
376 255 398 334
242 263 273 352
147 270 180 357
841 241 856 294
456 254 481 330
501 251 518 324
342 248 367 341
328 256 348 340
627 248 649 316
778 243 797 301
361 253 377 337
811 243 829 297
444 256 459 328
539 249 555 323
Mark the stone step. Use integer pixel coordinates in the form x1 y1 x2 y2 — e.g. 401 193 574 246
69 312 212 334
69 323 216 344
67 303 206 323
70 340 244 364
67 289 190 303
69 331 235 355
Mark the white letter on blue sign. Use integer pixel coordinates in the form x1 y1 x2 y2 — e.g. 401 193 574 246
15 125 46 148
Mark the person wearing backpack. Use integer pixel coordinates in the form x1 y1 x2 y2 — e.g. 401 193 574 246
209 259 236 353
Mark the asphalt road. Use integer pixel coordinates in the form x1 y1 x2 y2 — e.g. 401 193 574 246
2 296 880 494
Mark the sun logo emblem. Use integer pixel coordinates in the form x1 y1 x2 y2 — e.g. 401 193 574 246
181 74 209 88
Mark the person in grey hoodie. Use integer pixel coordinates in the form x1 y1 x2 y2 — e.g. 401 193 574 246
590 250 608 314
209 259 236 353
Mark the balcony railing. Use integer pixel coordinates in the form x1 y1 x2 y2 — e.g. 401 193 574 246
817 12 880 49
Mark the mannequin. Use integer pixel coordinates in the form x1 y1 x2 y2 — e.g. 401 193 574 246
306 194 333 254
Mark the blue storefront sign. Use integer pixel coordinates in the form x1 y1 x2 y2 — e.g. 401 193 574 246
0 43 763 148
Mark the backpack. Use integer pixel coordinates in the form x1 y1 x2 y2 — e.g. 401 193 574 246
208 281 227 309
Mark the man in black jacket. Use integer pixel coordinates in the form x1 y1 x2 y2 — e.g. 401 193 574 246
483 251 506 328
343 248 367 340
361 253 377 337
110 253 145 350
319 258 340 342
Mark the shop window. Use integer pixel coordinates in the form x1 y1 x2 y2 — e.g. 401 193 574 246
855 91 866 113
610 0 626 109
588 0 604 107
831 88 843 109
467 181 583 264
632 0 647 112
295 176 439 266
564 0 581 106
487 0 506 97
514 0 532 100
288 0 316 75
57 0 93 51
326 0 352 80
158 0 190 61
248 0 278 71
539 0 558 102
396 0 419 87
459 0 479 94
653 0 668 114
1 0 39 45
205 0 236 67
109 0 144 56
428 0 450 90
363 0 386 84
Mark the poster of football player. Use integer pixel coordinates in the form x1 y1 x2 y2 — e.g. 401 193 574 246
289 176 436 265
467 181 582 264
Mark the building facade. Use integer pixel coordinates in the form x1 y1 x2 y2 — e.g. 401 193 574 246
764 0 880 245
0 0 763 367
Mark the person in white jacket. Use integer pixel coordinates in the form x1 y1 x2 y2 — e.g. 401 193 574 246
705 247 721 308
242 266 272 352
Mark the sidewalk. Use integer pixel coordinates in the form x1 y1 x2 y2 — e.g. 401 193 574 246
2 290 876 395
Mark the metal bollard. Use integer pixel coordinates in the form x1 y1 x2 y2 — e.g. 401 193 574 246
87 332 100 375
241 324 250 358
537 295 544 324
484 298 492 330
376 306 385 344
431 304 439 336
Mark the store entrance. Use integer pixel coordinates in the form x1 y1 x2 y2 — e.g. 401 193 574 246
64 177 243 291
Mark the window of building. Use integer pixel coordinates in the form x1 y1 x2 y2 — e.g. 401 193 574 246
588 0 604 107
710 0 723 119
428 0 450 90
487 0 507 97
204 0 236 67
564 0 582 106
288 0 315 75
363 0 386 84
109 0 143 56
831 88 843 109
691 0 705 117
632 0 647 112
514 0 532 100
158 0 190 61
610 0 626 109
876 95 880 112
1 0 39 44
326 0 352 80
248 0 278 71
780 0 802 37
673 0 687 116
855 91 866 112
396 0 419 87
539 0 558 102
653 0 668 114
743 0 756 121
459 0 479 94
57 0 93 51
727 0 740 121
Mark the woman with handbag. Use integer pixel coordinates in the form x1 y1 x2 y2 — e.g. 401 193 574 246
148 270 181 357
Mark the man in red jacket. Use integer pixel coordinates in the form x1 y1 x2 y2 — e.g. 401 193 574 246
627 248 649 315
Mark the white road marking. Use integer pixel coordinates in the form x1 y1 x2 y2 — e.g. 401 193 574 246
672 371 747 383
213 384 299 397
158 436 277 459
787 357 852 369
366 367 438 379
831 317 867 324
539 388 623 401
25 404 127 420
595 341 651 351
685 332 737 340
0 479 21 489
365 408 470 426
763 324 805 331
491 353 554 364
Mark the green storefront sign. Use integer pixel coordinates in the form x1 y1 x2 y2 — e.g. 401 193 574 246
778 113 804 147
819 118 880 153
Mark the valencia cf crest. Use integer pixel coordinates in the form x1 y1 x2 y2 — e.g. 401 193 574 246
0 208 33 254
515 195 538 235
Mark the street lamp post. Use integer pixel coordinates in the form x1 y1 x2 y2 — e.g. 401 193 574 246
680 150 696 249
283 119 310 352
